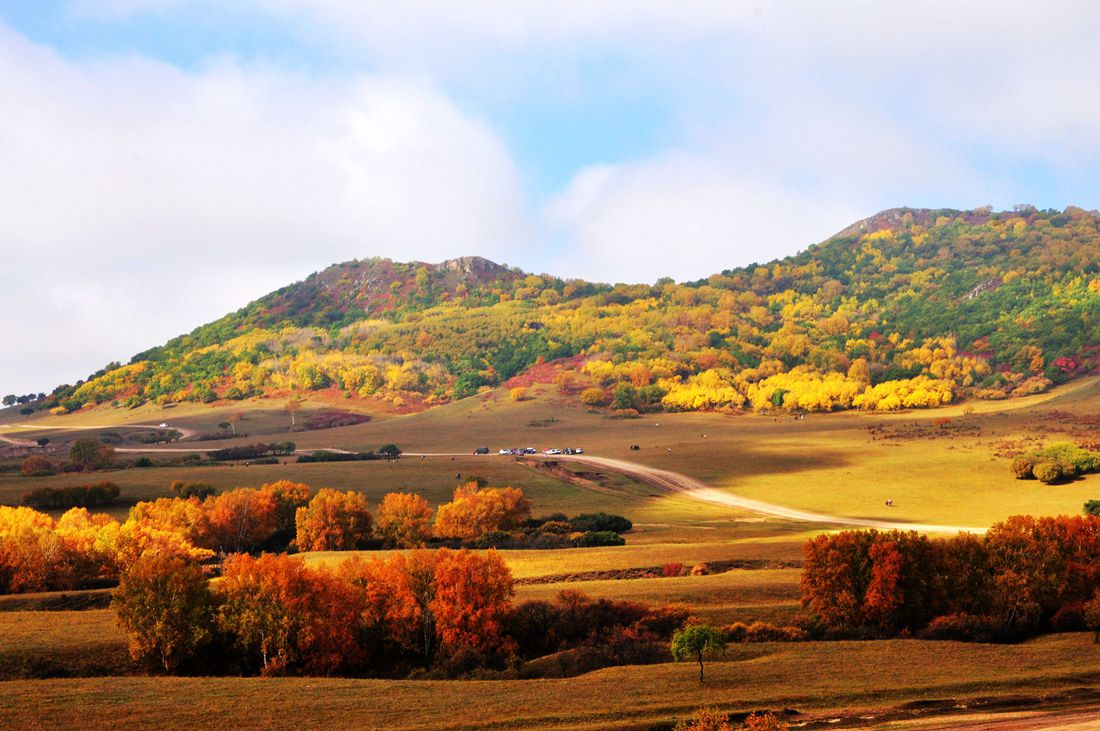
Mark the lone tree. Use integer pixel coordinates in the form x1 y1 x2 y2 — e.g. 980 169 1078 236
69 437 115 471
285 399 301 426
36 437 49 448
227 413 241 435
671 624 726 683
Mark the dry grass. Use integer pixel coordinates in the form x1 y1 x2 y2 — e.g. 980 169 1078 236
515 568 803 625
0 609 135 680
0 455 653 524
1 634 1099 730
303 539 804 579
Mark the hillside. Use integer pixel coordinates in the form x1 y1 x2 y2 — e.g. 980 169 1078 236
27 205 1100 416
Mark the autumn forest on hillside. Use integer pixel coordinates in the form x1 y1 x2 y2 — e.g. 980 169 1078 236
17 206 1100 421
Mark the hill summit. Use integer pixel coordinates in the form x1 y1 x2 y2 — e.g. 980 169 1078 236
29 206 1100 416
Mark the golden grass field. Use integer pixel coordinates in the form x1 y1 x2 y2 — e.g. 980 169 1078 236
3 378 1100 727
0 634 1098 730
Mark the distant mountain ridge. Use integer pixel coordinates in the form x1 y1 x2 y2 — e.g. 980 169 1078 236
30 206 1100 416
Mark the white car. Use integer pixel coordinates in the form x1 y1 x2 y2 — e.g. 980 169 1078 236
158 423 168 428
544 448 562 455
499 449 511 455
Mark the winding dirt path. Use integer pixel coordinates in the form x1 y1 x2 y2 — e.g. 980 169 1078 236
557 454 987 534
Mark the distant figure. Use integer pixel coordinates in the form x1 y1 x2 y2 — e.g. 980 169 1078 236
885 498 894 507
455 473 461 480
667 448 672 453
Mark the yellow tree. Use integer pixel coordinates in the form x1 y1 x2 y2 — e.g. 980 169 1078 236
376 492 433 547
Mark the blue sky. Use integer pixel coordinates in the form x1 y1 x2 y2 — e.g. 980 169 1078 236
2 1 1099 395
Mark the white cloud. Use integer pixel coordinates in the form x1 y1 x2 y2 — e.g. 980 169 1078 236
0 24 529 395
544 153 859 284
8 1 1100 395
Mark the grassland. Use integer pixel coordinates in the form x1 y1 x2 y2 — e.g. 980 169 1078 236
0 609 136 680
0 634 1097 730
4 379 1100 728
9 376 1100 530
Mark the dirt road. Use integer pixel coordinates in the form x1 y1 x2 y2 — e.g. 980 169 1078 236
558 454 987 533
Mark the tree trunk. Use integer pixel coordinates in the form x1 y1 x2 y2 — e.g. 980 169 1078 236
697 651 704 682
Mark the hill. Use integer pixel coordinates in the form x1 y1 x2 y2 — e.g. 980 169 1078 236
22 205 1100 416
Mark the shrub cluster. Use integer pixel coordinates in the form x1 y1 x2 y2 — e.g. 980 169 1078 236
302 411 372 430
209 443 296 461
296 450 390 463
170 481 217 500
1012 442 1100 483
721 621 808 643
20 455 55 477
22 481 120 509
801 516 1100 640
509 589 690 677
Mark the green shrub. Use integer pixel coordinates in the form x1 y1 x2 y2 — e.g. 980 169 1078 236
170 481 217 500
1084 500 1100 516
1033 461 1064 484
570 513 633 534
22 481 120 509
574 530 625 547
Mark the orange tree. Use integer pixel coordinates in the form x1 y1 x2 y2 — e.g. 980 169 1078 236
216 553 363 676
433 482 530 539
294 489 373 551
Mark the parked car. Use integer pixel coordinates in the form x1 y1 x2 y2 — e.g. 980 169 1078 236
564 447 585 455
544 448 562 455
474 447 489 455
523 447 537 454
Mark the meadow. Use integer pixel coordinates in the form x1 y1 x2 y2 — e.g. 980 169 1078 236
3 377 1100 728
0 634 1097 730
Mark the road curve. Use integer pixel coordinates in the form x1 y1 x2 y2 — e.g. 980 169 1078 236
557 454 987 534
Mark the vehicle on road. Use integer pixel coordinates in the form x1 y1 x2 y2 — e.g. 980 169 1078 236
544 448 562 455
564 447 584 455
474 447 489 455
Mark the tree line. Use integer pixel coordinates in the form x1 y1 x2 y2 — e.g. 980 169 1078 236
800 515 1100 640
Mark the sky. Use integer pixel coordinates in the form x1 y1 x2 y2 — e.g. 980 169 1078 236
2 1 1100 397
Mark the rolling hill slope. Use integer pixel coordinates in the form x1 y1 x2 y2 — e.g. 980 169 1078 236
24 205 1100 417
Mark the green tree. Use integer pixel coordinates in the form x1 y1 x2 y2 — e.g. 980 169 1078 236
612 383 637 410
1084 500 1100 516
671 624 726 682
112 552 216 672
69 437 115 471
